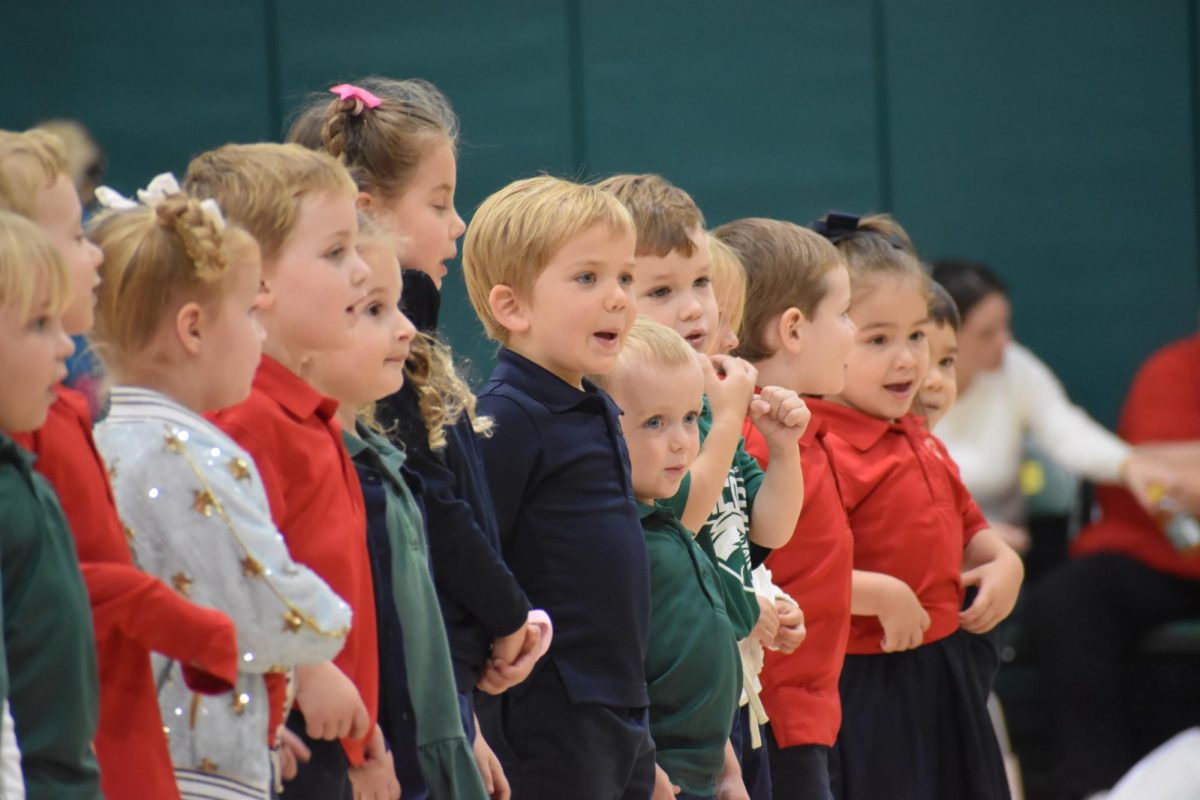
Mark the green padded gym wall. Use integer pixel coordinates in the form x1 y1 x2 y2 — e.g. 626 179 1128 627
3 0 1196 423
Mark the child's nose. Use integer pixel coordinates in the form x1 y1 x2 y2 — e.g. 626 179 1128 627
680 295 702 320
396 310 417 343
348 250 371 288
56 329 75 361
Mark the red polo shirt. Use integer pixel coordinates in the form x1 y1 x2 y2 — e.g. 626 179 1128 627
743 400 854 748
817 401 988 655
210 356 377 765
15 386 239 800
1072 334 1200 578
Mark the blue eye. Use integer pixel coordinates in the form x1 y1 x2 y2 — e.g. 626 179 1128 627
575 272 596 285
684 412 699 425
647 286 670 299
644 416 663 430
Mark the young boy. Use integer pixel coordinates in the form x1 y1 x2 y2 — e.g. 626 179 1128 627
0 210 98 799
185 143 397 800
461 175 653 799
914 280 960 429
0 128 240 800
598 175 808 798
715 218 856 800
590 319 742 800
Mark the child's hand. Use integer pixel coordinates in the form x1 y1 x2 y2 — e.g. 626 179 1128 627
751 595 781 648
294 661 371 741
277 726 311 782
477 623 543 695
347 725 400 800
704 355 757 426
960 547 1024 634
473 727 511 800
878 577 931 653
1120 453 1179 514
717 775 752 800
748 386 810 451
770 599 806 654
653 764 681 799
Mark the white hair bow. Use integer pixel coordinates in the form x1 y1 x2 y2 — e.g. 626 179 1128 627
94 172 226 231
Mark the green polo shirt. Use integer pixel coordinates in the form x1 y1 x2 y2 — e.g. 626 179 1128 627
640 501 741 796
0 431 100 799
661 396 764 639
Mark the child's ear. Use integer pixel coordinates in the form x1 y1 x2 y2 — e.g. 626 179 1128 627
174 302 205 356
488 284 531 335
779 307 807 354
355 191 375 212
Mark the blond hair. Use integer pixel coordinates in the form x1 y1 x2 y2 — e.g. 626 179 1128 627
707 233 747 348
0 210 69 320
818 213 925 299
89 194 258 376
714 218 843 362
594 173 704 257
463 175 634 342
183 143 355 261
0 129 68 218
33 120 104 195
288 77 458 200
590 318 701 392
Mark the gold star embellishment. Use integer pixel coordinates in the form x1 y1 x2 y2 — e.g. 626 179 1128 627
231 692 249 716
172 572 194 596
229 457 252 483
198 757 219 773
124 526 136 542
282 609 305 633
241 556 264 578
164 432 185 454
192 489 217 517
106 459 118 483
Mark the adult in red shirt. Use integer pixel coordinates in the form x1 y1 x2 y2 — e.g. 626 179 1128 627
16 386 239 800
1030 333 1200 798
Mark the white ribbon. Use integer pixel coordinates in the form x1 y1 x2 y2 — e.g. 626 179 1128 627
94 172 226 231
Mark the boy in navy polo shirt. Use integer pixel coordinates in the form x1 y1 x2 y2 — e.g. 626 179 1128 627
462 176 653 800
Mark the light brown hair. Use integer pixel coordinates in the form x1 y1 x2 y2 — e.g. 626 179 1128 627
288 77 458 202
462 175 634 342
183 142 355 261
594 173 704 258
0 129 68 218
713 218 843 362
707 233 747 348
89 195 258 376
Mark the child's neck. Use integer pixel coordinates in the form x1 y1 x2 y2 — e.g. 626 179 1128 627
120 363 208 416
261 339 315 382
750 352 805 394
334 404 360 438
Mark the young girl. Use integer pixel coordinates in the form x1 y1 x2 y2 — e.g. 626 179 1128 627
308 220 491 800
811 212 1023 800
1 128 242 800
717 218 855 800
89 181 354 800
184 143 384 800
0 208 99 799
912 280 960 430
288 78 542 787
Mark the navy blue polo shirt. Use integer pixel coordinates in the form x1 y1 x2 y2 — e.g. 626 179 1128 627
477 348 650 709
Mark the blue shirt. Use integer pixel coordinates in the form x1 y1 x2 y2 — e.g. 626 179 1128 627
477 348 650 708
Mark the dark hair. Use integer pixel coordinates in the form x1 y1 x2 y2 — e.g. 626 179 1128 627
926 278 961 331
929 259 1008 322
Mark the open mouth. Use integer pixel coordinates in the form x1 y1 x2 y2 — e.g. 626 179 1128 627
683 330 707 349
594 330 620 346
884 381 914 397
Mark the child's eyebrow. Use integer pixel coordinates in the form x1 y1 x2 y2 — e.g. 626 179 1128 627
856 321 897 332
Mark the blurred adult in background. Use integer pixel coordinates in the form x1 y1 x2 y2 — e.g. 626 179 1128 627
1029 332 1200 799
930 259 1172 556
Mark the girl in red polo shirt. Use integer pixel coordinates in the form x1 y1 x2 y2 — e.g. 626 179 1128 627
0 129 242 800
814 213 1023 800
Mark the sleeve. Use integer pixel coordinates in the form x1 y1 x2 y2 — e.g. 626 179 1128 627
1013 343 1131 482
81 562 239 693
736 438 766 506
410 434 530 639
124 436 351 673
1118 340 1200 443
475 393 541 548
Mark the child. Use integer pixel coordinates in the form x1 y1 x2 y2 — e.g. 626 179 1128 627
0 209 97 798
0 128 242 800
288 81 540 785
462 175 656 799
307 219 493 800
598 175 808 800
913 279 960 429
812 212 1023 800
714 218 855 800
87 180 355 799
589 318 743 800
184 143 385 800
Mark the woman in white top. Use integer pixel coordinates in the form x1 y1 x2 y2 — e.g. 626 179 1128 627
930 260 1171 551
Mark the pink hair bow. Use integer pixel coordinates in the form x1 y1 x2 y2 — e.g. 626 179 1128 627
330 83 382 115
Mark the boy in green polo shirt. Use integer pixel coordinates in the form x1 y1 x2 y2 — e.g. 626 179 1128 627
592 318 756 800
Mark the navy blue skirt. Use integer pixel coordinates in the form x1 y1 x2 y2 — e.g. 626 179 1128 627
831 629 1008 800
